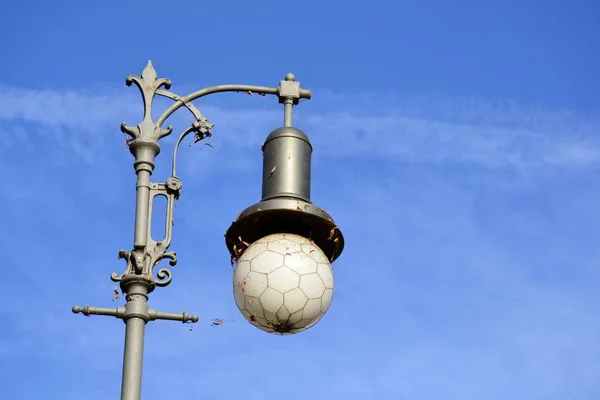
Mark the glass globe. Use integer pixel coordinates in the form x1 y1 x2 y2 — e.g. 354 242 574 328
232 233 334 335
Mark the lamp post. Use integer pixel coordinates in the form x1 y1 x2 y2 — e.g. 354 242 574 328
72 61 345 400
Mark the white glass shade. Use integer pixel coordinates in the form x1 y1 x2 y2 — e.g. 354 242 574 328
232 233 334 335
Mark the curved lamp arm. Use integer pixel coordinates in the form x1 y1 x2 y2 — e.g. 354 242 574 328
156 83 311 128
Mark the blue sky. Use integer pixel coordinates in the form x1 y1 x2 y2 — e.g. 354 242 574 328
1 1 599 399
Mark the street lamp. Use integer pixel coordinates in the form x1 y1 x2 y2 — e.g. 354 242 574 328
72 61 345 400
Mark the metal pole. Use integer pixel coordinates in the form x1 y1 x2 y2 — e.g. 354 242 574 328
283 98 293 127
120 279 151 400
121 316 146 399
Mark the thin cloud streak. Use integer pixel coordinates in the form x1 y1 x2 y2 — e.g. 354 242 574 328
0 85 598 169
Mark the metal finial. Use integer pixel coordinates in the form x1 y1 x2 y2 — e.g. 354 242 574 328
285 72 296 81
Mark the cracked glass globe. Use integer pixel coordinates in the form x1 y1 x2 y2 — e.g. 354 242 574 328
232 233 334 335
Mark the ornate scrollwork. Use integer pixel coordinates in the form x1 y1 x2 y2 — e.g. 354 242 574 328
111 250 135 282
154 267 172 287
111 178 181 288
120 61 174 143
111 245 179 287
159 251 178 266
156 88 214 141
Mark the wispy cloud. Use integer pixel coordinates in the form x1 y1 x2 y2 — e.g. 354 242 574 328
1 83 599 399
1 84 598 169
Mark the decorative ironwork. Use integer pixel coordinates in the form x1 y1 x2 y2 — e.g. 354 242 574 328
111 177 181 288
72 61 316 400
